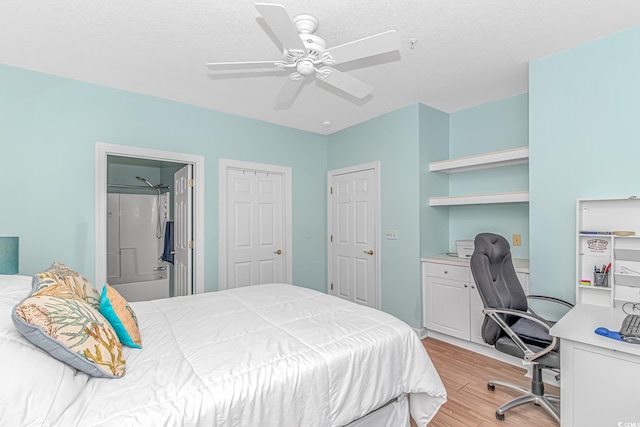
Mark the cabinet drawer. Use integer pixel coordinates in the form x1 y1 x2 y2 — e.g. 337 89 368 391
423 263 469 282
615 285 640 304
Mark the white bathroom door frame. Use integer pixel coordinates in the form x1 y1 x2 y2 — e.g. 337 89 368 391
218 159 292 289
95 142 205 294
327 162 381 310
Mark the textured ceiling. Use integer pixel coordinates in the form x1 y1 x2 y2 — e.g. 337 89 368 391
1 1 639 135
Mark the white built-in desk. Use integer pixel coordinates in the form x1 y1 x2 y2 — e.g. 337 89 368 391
421 255 529 356
550 304 640 427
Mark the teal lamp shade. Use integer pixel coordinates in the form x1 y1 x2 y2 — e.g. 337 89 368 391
0 237 19 274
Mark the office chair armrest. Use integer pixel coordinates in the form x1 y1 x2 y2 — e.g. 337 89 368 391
526 295 574 320
482 307 557 362
526 294 574 309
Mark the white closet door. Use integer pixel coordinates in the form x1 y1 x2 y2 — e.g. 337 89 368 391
226 169 284 288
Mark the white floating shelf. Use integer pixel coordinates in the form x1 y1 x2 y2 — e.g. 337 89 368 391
429 191 529 206
578 284 612 291
429 147 529 173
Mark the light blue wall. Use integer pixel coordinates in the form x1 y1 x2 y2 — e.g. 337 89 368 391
419 104 450 257
13 26 631 325
327 105 423 327
0 64 328 293
529 26 640 302
448 94 530 259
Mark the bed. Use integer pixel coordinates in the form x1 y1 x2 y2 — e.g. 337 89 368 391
1 274 446 426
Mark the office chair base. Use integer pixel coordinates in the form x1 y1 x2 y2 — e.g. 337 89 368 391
488 380 560 423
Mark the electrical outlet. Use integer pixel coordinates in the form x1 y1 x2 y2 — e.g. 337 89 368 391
512 234 522 246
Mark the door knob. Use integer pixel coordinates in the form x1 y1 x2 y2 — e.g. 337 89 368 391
363 250 374 255
170 250 176 255
274 249 282 255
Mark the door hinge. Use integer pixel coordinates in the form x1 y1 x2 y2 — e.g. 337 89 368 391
188 178 194 188
188 240 194 249
330 186 333 194
330 283 333 291
330 235 333 242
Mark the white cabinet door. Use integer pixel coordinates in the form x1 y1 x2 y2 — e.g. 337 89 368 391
469 280 487 345
570 343 640 426
424 276 470 340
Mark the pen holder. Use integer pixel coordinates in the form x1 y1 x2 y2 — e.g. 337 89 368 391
594 272 609 287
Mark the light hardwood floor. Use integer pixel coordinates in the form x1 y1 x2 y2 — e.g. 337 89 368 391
416 338 559 427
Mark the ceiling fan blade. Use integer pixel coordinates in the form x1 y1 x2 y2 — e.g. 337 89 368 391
255 3 306 54
275 75 305 104
206 60 284 72
321 30 400 66
316 67 373 99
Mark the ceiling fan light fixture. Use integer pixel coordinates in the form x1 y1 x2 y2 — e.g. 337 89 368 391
296 60 315 76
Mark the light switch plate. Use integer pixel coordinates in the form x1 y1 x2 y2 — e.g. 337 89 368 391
512 234 522 246
386 230 398 240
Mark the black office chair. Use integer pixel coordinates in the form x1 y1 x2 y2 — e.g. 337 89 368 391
469 233 573 423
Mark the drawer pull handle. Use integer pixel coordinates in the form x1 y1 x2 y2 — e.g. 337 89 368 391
444 270 448 274
464 284 468 288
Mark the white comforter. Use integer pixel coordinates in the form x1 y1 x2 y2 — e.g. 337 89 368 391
1 276 446 427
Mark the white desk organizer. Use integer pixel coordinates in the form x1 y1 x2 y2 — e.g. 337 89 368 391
577 198 640 307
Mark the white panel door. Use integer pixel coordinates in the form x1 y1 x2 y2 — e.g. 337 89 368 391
330 168 377 308
226 169 284 288
174 164 193 296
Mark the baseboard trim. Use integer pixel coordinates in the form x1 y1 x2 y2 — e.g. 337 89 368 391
413 327 428 339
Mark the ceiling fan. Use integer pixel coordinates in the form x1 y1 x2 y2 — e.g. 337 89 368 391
206 3 401 104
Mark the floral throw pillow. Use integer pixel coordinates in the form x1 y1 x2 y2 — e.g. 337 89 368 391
12 282 126 378
35 262 101 310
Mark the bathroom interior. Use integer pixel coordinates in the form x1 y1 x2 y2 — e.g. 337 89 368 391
106 155 187 302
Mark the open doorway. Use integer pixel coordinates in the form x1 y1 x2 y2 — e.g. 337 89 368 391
95 143 205 299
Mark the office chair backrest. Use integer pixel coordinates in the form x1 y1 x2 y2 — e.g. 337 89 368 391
470 233 528 345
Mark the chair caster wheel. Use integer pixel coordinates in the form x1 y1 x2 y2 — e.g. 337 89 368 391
487 383 495 391
496 412 505 421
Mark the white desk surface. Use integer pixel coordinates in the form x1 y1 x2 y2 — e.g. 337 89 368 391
421 253 530 274
550 303 640 357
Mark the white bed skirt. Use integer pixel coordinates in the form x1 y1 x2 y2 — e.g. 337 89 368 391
345 394 409 427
